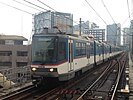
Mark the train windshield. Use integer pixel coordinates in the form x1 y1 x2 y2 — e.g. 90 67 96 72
32 36 58 64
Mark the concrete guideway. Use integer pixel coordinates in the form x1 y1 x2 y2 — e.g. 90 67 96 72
129 52 133 99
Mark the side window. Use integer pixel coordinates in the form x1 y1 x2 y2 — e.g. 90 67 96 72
82 43 86 55
58 38 66 61
76 42 81 56
76 42 86 57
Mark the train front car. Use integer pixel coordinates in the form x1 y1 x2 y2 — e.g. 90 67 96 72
31 33 68 84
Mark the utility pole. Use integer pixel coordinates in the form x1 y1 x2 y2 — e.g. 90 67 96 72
132 21 133 54
79 18 82 36
130 20 133 54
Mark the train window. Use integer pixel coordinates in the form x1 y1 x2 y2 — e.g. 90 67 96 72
81 43 86 55
32 36 58 64
75 42 87 57
76 42 81 56
58 41 66 61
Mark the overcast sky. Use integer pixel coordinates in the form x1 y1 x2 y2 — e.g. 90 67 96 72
0 0 132 40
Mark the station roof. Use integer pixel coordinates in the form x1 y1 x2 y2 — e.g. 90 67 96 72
0 35 28 41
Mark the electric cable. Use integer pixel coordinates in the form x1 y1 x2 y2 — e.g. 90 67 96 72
23 0 47 11
13 0 42 12
0 1 32 15
101 0 116 23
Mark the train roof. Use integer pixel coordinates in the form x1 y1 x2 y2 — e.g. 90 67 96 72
33 32 94 42
33 33 122 48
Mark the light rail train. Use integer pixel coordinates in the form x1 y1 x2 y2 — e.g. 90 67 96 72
31 29 122 85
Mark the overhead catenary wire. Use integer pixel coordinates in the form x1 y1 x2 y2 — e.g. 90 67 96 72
0 1 32 15
0 1 33 45
23 0 88 33
121 0 132 30
101 0 116 24
84 0 107 25
37 0 79 25
120 0 132 37
24 0 79 26
100 0 121 37
127 0 131 21
37 0 55 11
23 0 48 11
122 12 133 26
84 0 118 37
13 0 42 12
37 0 90 31
0 0 130 45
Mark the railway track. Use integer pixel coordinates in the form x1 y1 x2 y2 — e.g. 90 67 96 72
34 53 127 100
77 53 128 100
1 85 36 100
1 83 61 100
1 57 111 100
32 54 125 100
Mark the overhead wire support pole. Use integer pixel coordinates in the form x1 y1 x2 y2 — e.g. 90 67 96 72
131 21 133 54
79 18 82 36
127 0 131 20
132 26 133 55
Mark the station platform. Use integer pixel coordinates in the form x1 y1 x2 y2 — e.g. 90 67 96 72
129 52 133 99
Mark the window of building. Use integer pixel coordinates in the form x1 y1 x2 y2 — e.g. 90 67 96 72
0 51 12 56
17 51 28 56
5 40 14 45
0 62 12 66
16 62 28 67
14 40 23 45
0 40 5 45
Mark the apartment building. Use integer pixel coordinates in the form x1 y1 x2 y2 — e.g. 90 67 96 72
0 35 31 83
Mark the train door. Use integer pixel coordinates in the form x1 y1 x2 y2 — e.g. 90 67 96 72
68 39 74 72
86 42 90 64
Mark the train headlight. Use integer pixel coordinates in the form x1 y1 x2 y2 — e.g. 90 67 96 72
32 68 37 71
49 68 54 72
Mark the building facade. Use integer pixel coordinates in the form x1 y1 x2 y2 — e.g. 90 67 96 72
84 29 105 42
0 35 31 83
130 20 133 53
34 11 73 34
107 23 121 46
123 28 130 50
